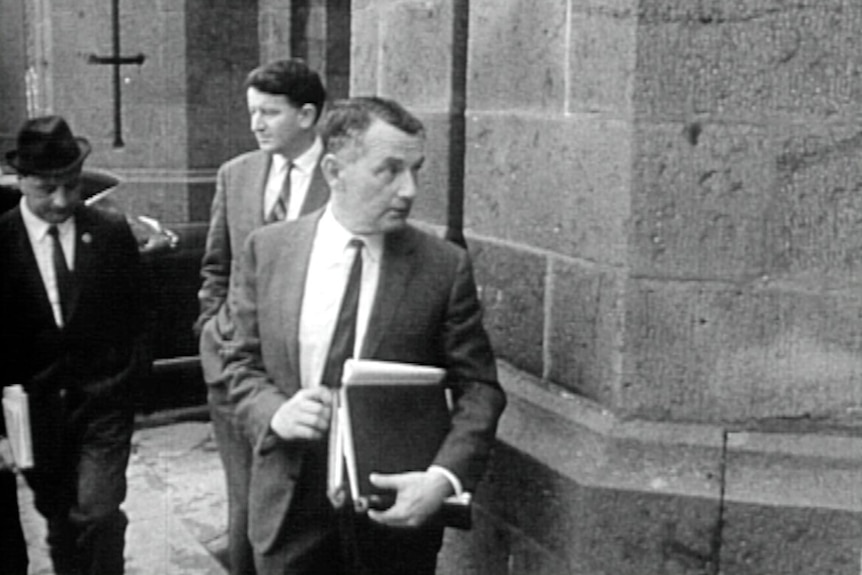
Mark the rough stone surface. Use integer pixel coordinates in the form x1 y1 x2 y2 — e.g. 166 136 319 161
467 0 568 112
350 2 380 95
465 113 631 264
411 111 451 227
468 238 546 377
378 0 454 109
630 122 773 280
568 6 636 115
258 4 292 63
19 422 227 575
719 502 862 575
765 122 862 290
0 0 26 153
546 258 624 401
473 442 721 575
622 279 862 422
634 1 862 122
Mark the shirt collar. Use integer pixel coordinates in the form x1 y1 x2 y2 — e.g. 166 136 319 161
318 205 383 264
274 136 323 177
19 196 75 240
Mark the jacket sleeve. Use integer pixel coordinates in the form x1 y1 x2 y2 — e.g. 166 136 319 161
195 164 231 336
432 250 507 492
223 232 290 453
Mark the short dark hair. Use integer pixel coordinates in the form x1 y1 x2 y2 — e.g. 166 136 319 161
244 59 327 122
321 97 425 156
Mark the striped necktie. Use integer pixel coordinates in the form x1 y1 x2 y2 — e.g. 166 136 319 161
266 162 293 223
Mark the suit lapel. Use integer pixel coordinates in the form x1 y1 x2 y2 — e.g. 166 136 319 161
64 209 95 323
299 163 329 216
361 228 416 358
10 210 55 322
279 213 323 376
249 152 272 226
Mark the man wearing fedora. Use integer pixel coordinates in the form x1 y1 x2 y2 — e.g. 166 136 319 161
0 115 146 575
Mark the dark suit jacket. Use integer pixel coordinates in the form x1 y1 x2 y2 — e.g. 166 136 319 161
225 210 506 554
197 149 330 387
0 204 144 469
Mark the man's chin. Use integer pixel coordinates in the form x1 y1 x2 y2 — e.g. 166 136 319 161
381 216 409 233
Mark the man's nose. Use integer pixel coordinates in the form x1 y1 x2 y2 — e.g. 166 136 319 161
398 171 418 199
250 112 263 132
52 188 71 208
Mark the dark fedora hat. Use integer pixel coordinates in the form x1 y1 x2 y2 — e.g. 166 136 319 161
5 115 91 177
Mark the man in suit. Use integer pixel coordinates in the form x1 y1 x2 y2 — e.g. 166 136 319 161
0 115 145 575
225 97 506 574
196 58 329 575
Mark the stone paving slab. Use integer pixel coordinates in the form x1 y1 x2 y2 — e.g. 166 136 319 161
18 421 228 575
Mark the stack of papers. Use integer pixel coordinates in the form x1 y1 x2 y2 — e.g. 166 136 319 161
327 359 473 528
2 385 33 469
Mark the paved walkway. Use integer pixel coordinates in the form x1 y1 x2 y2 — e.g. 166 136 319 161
18 418 230 575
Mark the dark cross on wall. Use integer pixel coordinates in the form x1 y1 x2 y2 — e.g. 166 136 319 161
87 0 145 148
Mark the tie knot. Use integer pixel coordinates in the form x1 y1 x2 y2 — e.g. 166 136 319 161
348 238 364 251
47 225 59 239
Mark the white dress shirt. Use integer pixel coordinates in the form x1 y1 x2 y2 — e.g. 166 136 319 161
263 137 323 222
296 206 463 496
299 206 383 390
20 197 76 328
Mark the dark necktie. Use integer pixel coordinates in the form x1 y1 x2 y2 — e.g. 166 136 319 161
266 162 293 223
320 238 364 389
47 225 75 325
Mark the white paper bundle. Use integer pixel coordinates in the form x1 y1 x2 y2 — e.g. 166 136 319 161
2 385 33 469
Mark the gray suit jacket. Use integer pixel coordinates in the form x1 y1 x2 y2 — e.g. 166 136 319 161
197 149 329 387
225 211 506 553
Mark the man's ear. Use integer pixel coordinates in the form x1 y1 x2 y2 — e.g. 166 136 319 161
298 104 318 129
320 153 341 188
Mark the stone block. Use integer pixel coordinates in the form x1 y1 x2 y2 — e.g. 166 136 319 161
467 0 568 112
0 0 26 141
468 238 546 376
546 258 623 401
764 122 862 290
634 1 862 121
720 430 862 574
478 442 721 574
258 8 292 63
465 113 630 264
719 502 862 575
567 8 636 114
631 121 772 280
621 279 862 423
438 512 511 575
350 3 380 95
377 0 454 109
411 111 450 227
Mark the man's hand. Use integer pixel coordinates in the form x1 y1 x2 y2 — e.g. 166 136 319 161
366 470 453 528
270 387 334 441
0 437 17 473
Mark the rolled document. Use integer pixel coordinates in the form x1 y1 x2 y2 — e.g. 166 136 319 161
2 385 33 469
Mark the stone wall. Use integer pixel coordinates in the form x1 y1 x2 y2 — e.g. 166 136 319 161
353 0 862 572
357 0 862 426
625 1 862 424
0 0 27 155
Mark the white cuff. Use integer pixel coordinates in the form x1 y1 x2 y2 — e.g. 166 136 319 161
427 465 463 497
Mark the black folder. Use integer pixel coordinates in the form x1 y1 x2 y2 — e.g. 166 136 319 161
335 359 472 529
